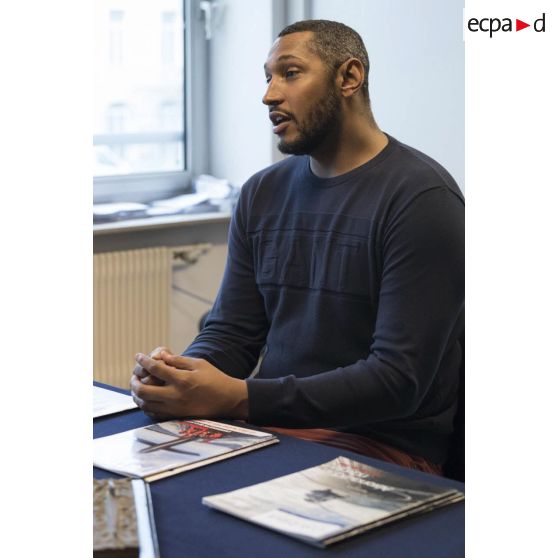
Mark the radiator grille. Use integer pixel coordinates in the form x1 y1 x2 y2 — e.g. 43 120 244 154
93 247 172 388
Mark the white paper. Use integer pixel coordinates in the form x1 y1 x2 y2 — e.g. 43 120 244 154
151 193 210 209
194 174 231 199
94 386 137 418
93 202 148 216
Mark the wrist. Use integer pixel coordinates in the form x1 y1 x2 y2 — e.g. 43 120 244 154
227 378 249 420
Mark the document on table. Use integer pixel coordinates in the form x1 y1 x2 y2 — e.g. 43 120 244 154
94 385 137 418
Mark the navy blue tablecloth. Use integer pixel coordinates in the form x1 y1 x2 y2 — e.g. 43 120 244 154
94 383 464 558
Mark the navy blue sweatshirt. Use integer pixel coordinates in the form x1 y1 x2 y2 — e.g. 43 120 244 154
185 135 464 464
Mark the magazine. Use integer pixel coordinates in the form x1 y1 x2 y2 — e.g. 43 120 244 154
203 456 464 548
94 386 137 419
93 478 159 558
94 419 279 482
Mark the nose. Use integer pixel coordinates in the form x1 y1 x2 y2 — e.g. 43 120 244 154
262 78 283 106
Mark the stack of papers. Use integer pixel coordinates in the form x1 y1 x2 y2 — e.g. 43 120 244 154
146 192 216 217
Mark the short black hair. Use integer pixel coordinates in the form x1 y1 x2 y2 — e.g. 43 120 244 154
278 20 370 103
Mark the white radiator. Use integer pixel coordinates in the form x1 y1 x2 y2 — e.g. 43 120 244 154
93 247 172 388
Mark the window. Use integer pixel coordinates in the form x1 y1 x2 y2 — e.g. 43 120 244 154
109 10 124 65
93 0 207 204
161 12 177 65
106 102 128 158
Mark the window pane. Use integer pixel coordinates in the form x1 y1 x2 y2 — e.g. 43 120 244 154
93 0 185 176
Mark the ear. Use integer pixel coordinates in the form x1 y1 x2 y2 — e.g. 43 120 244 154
337 58 365 99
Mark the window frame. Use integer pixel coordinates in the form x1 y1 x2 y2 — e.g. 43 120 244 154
93 0 209 204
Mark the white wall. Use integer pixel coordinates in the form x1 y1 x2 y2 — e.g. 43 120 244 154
207 0 275 187
311 0 464 190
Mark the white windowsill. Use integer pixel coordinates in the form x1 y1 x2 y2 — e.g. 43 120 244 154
93 211 231 236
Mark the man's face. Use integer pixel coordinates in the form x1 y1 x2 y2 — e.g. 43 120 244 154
263 32 341 155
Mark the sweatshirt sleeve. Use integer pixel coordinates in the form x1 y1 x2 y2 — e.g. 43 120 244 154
246 187 464 428
183 187 269 378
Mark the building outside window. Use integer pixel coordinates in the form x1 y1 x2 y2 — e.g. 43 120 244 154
109 10 124 65
93 0 197 203
161 11 177 65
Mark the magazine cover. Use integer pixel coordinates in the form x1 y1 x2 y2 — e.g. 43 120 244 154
203 456 464 547
94 419 278 481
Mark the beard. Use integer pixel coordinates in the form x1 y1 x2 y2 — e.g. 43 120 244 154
277 83 341 156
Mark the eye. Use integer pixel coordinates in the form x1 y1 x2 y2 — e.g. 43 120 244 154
285 69 299 79
265 75 271 84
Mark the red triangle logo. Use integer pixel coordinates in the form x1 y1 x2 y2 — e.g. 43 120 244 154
516 19 530 31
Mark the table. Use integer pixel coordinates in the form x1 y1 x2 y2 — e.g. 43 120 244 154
94 384 464 558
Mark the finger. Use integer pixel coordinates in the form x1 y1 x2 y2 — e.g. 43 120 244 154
141 375 165 386
131 392 143 409
133 346 171 378
135 394 177 419
130 373 142 392
133 394 155 413
132 362 150 379
140 401 183 418
130 375 167 402
133 368 166 384
161 352 200 370
131 371 181 408
135 353 178 382
150 346 173 359
130 385 175 417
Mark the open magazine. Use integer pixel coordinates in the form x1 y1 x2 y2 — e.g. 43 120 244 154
94 419 278 482
203 456 464 548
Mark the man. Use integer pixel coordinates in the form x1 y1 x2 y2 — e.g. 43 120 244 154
131 20 464 475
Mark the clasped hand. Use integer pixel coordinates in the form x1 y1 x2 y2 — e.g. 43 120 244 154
130 347 248 421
